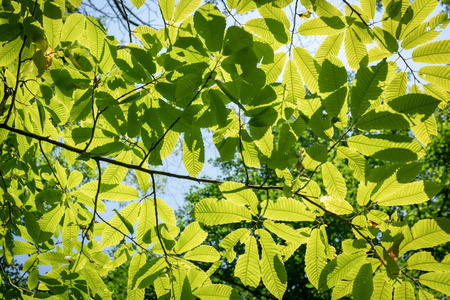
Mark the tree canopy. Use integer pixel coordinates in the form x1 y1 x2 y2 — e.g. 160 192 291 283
0 0 450 299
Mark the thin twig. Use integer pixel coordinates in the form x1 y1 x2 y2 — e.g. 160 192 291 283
221 0 242 25
397 53 422 85
80 159 102 256
119 0 133 43
39 141 64 191
83 107 108 152
342 0 368 26
151 173 171 267
289 0 299 54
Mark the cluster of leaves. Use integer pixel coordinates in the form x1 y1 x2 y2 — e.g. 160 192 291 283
0 0 449 299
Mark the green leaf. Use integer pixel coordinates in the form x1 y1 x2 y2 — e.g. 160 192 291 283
298 16 347 36
351 60 396 118
361 0 376 19
192 198 252 225
193 284 240 300
318 56 348 121
393 281 416 300
257 229 287 299
80 268 112 299
413 40 450 64
407 252 450 272
293 47 320 94
401 12 450 50
184 245 221 262
347 134 426 163
131 0 145 9
420 272 450 296
127 253 146 299
399 218 450 256
159 0 175 20
43 0 64 48
219 181 259 214
102 202 140 247
113 208 135 235
322 162 347 201
282 59 306 105
174 221 207 254
219 228 250 262
79 181 139 202
38 252 68 264
318 252 366 291
399 0 439 40
336 147 368 182
61 13 85 43
353 263 373 300
384 72 408 104
136 199 156 247
372 273 393 300
320 195 354 215
418 66 450 92
86 16 106 62
39 205 65 234
67 170 83 190
260 52 286 84
194 3 226 52
345 26 368 71
261 197 316 222
314 32 344 64
173 0 202 23
305 228 327 289
245 18 289 47
235 235 260 287
377 181 442 206
263 220 308 244
183 129 204 177
258 3 290 28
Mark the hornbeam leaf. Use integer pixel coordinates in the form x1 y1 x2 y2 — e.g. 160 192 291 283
372 273 393 300
298 16 347 36
347 134 426 163
194 3 226 52
174 222 207 254
261 197 316 222
320 195 353 215
419 272 450 296
219 181 259 214
393 280 416 300
193 284 240 300
102 203 140 247
61 13 85 43
351 60 396 118
192 198 252 225
183 129 204 177
322 162 347 201
184 245 220 263
173 0 202 23
257 229 287 299
318 252 366 291
159 0 175 20
399 218 450 256
413 40 450 64
353 263 373 300
377 181 442 206
314 33 344 64
407 251 450 272
293 47 320 94
419 66 450 91
305 228 327 289
399 0 439 40
235 235 260 287
345 27 368 71
263 220 306 244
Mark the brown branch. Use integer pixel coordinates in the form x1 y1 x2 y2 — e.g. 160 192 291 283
289 0 299 54
0 123 285 191
342 0 368 26
83 106 108 152
397 53 423 85
221 0 242 26
151 173 171 267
